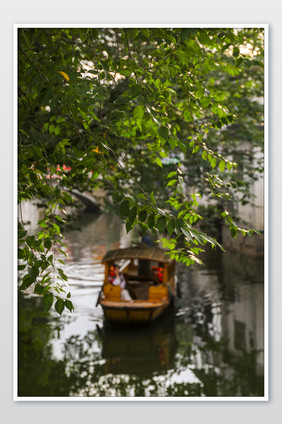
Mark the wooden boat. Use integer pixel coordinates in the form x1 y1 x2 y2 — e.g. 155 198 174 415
97 245 177 324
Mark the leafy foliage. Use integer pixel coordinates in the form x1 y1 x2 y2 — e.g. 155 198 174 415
18 27 264 313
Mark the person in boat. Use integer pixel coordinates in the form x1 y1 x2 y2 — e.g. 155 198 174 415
110 265 133 302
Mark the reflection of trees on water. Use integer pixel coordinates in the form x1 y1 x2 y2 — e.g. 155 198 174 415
18 293 73 397
18 293 263 397
189 338 263 397
176 245 264 393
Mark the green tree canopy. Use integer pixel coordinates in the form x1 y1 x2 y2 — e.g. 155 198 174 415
18 27 264 313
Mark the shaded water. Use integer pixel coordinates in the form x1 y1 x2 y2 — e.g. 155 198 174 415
18 211 264 397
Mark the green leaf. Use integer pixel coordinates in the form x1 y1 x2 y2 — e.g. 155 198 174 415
178 140 187 153
58 248 67 257
227 162 233 171
26 235 35 248
202 150 208 160
126 218 135 233
18 248 25 259
44 239 52 250
195 88 204 99
147 213 155 229
126 206 137 233
167 171 177 179
38 220 48 228
167 179 177 187
133 105 144 120
34 239 42 249
28 266 39 282
152 78 160 90
139 223 148 235
167 220 175 235
47 255 53 263
34 283 44 295
156 216 166 233
211 158 217 168
43 293 53 311
34 259 42 268
174 50 188 65
200 97 210 108
19 275 33 291
65 299 74 312
150 192 156 205
219 160 225 172
119 198 130 217
177 183 183 194
18 264 26 271
41 261 49 272
55 299 65 315
155 157 163 167
18 229 27 239
116 95 131 105
183 108 192 122
230 226 238 239
129 206 137 220
158 126 169 142
58 268 68 282
137 193 146 200
181 228 193 241
49 124 55 134
52 223 61 235
233 47 240 58
137 208 147 223
197 30 211 45
168 138 177 150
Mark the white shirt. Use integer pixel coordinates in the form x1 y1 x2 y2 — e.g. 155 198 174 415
112 274 126 289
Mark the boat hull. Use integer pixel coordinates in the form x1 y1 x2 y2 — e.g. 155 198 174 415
100 300 169 324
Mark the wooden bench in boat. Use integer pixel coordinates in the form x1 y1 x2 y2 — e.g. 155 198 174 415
103 282 168 303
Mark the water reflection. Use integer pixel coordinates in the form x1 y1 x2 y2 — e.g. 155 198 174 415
18 211 264 397
99 310 178 375
18 294 73 397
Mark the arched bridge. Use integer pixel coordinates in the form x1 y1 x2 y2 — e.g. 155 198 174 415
70 189 101 212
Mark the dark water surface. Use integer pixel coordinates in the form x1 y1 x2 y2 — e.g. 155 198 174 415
18 212 264 398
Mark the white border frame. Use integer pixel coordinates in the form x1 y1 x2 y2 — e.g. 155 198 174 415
13 23 269 402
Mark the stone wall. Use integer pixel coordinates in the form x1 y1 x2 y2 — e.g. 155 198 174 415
222 225 264 258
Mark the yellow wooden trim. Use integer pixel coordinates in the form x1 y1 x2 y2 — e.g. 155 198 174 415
103 283 121 300
148 285 168 302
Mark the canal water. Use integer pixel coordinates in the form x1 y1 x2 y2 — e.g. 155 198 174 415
18 211 265 398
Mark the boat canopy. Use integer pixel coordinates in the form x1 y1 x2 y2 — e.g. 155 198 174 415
102 246 173 264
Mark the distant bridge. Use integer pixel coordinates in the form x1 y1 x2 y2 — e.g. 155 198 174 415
70 189 101 212
45 178 106 212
